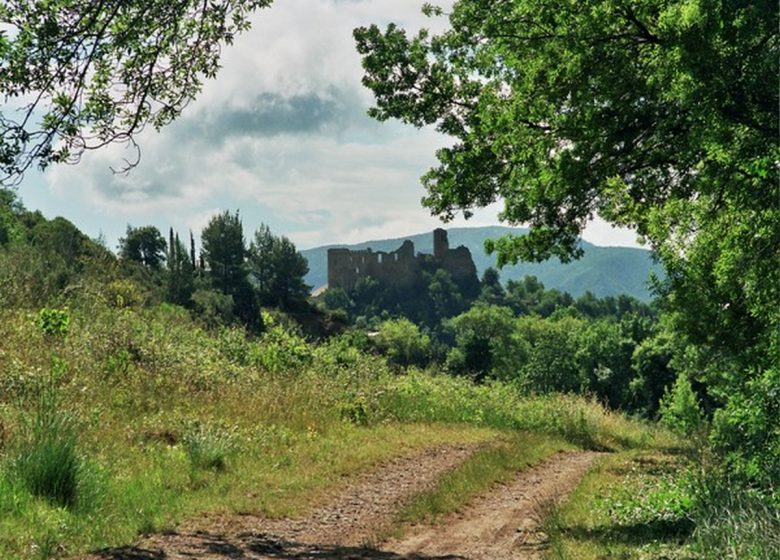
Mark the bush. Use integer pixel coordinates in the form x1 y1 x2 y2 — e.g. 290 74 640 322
373 318 431 368
659 373 704 436
37 307 70 337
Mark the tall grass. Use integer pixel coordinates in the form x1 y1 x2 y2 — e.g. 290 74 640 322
377 371 670 451
690 474 780 559
0 303 670 559
182 421 233 472
10 367 83 509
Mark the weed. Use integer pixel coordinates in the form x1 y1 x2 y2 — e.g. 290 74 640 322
36 308 70 337
181 421 234 472
11 364 81 508
690 473 780 560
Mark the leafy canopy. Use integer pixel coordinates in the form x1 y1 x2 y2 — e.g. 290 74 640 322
355 0 777 262
356 0 779 486
118 225 167 270
0 0 273 184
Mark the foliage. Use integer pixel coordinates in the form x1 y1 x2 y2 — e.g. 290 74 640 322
0 0 274 184
356 0 778 490
103 279 143 308
247 224 311 309
516 315 585 394
200 211 260 330
445 304 526 382
575 320 635 409
630 331 677 417
373 318 431 368
165 229 195 307
118 226 167 270
355 1 776 261
37 308 70 337
659 373 704 436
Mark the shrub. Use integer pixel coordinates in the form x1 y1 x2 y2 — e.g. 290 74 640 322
103 279 143 308
37 307 70 337
659 373 704 436
373 318 431 368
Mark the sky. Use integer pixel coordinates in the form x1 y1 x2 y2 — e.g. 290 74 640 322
16 0 643 253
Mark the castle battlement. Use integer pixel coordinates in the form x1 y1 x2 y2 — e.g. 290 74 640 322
327 229 478 292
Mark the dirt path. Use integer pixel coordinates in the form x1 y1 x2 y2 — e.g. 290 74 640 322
84 446 599 560
387 451 601 560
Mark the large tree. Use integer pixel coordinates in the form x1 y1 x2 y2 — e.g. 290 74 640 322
201 210 259 330
247 224 310 309
118 225 167 270
355 1 778 483
0 0 272 185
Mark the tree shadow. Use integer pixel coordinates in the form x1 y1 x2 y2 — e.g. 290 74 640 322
92 532 466 560
561 517 694 546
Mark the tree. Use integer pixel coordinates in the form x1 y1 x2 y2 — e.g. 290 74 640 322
118 225 167 270
445 304 527 382
247 224 310 309
355 1 776 261
517 315 585 394
0 0 273 185
200 210 259 330
374 318 432 368
166 229 194 306
425 268 466 323
477 267 506 307
356 1 778 484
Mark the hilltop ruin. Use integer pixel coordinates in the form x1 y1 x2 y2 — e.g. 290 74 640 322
327 228 478 292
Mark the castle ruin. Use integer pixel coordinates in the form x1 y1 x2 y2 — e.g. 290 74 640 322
327 228 478 293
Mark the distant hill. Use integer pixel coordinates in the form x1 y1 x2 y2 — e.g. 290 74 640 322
300 226 663 302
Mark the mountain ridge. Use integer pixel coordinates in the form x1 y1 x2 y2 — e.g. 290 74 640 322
300 226 662 302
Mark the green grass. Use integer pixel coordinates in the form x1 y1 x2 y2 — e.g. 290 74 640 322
544 448 697 559
544 445 780 560
688 473 780 560
395 432 572 527
0 304 669 559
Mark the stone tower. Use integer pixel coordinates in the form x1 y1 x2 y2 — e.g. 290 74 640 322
433 228 449 260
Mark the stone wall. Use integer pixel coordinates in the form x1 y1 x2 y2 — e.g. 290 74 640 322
327 229 478 293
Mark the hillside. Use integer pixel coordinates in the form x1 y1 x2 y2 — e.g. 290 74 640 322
301 226 663 301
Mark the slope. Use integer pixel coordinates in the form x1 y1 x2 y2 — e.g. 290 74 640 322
300 226 663 301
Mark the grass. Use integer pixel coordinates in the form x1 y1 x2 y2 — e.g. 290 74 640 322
393 432 572 529
13 405 80 508
688 472 780 560
0 304 670 559
544 448 697 559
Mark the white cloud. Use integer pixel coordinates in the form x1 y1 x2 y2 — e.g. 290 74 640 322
24 0 642 253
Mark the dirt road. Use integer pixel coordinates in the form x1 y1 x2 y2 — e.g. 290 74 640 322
387 451 600 559
85 445 599 560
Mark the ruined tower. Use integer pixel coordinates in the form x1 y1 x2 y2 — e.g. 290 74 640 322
433 228 449 260
326 229 478 296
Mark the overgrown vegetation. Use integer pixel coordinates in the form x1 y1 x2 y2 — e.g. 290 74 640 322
2 183 777 557
0 295 669 559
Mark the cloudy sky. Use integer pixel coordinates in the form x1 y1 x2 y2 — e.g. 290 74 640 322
17 0 641 252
